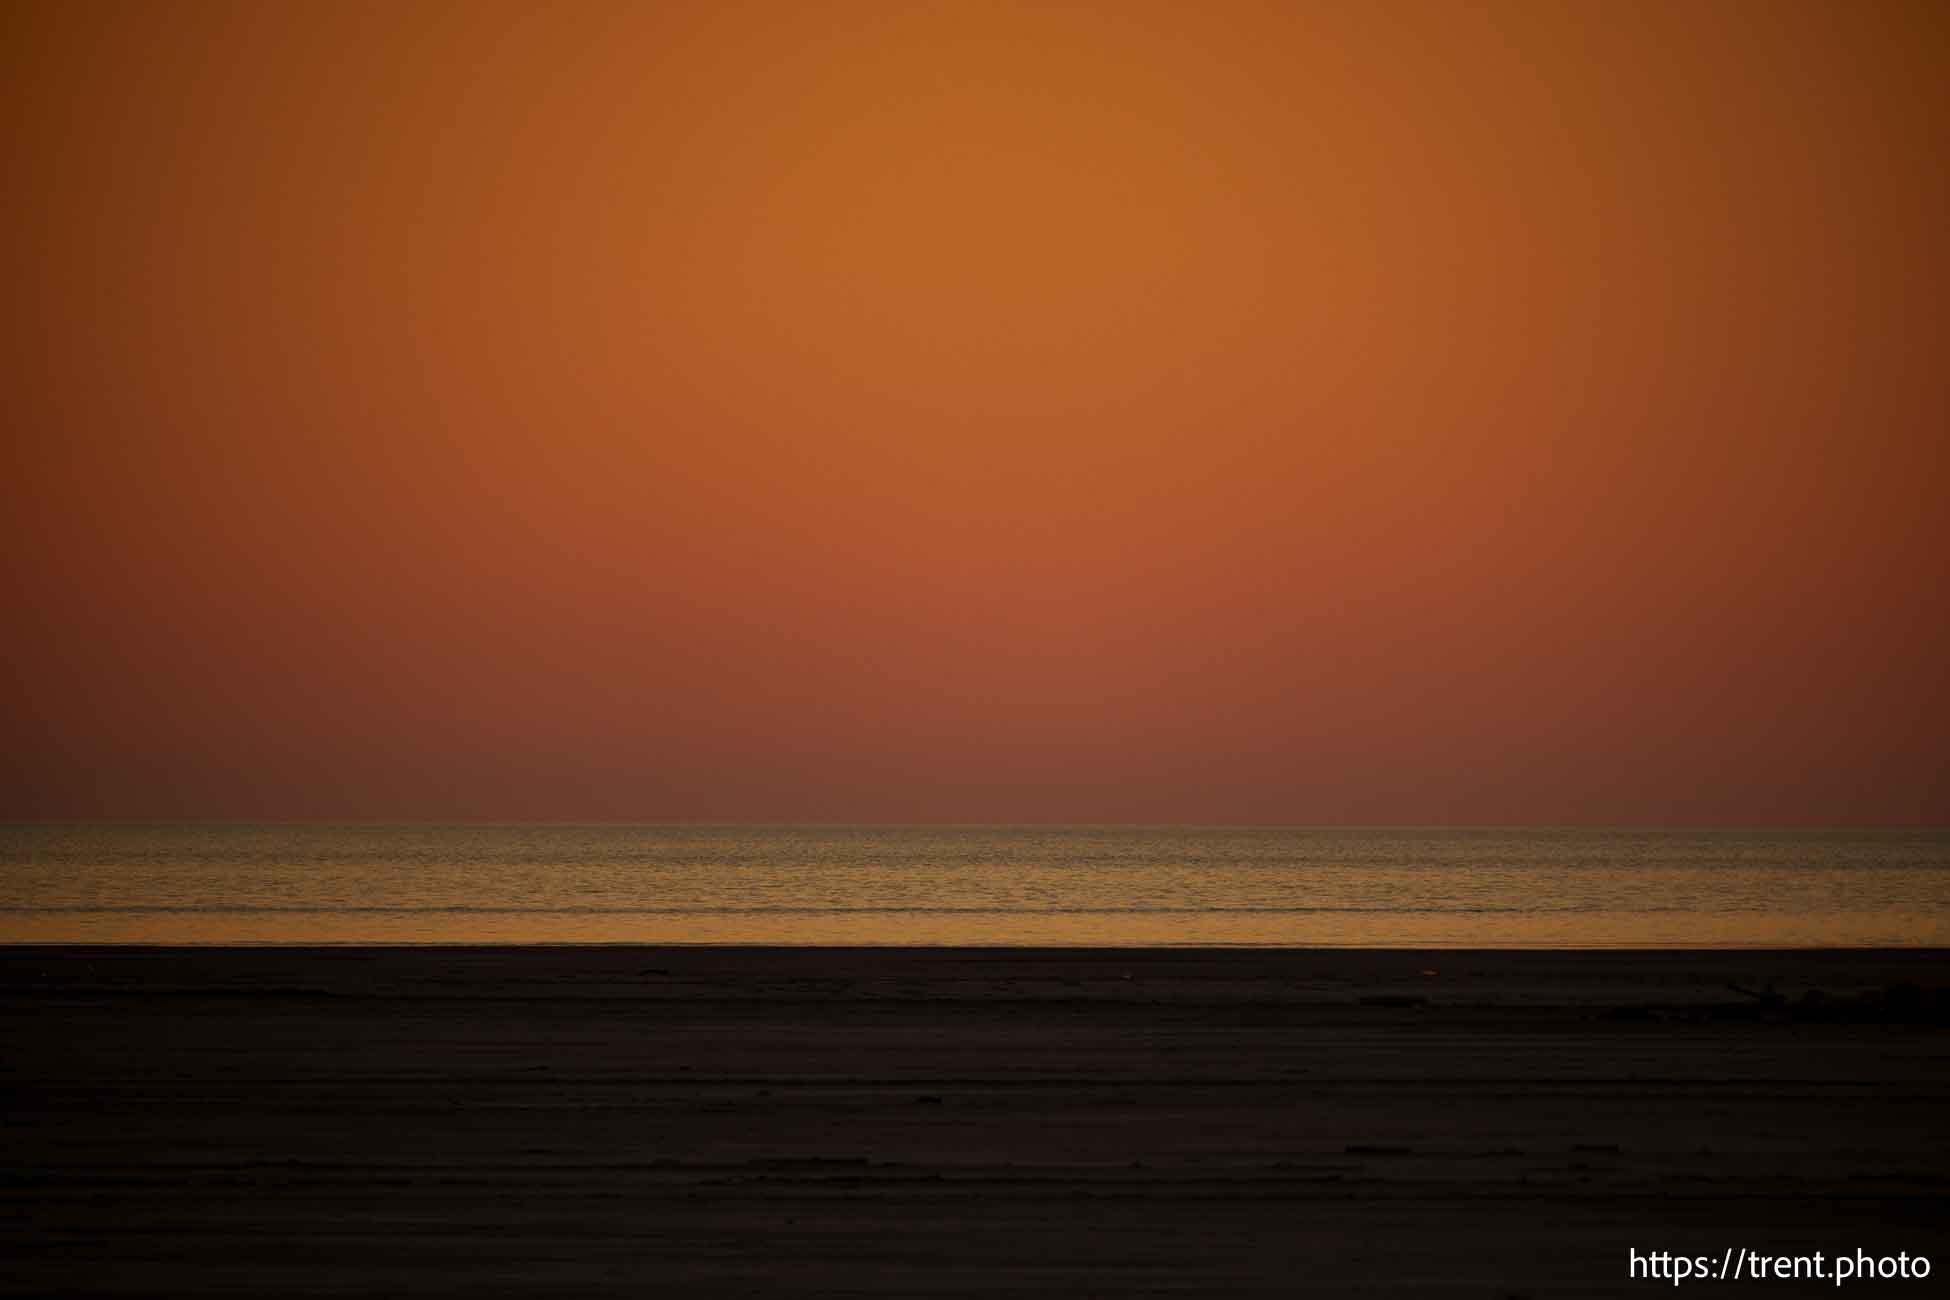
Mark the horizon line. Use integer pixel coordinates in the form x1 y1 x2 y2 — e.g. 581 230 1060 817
4 820 1947 834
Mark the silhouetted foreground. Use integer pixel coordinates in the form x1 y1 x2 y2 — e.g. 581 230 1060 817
4 947 1945 1296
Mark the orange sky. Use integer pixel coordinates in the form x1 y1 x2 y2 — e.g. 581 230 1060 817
4 0 1946 824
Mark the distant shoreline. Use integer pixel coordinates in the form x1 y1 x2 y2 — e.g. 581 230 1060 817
8 943 1946 1002
7 941 1950 950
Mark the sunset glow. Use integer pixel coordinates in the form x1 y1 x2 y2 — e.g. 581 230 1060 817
5 0 1946 823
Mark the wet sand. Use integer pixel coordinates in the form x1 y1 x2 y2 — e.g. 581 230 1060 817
4 947 1946 1296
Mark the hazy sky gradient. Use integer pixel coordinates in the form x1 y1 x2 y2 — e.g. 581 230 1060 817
5 0 1946 823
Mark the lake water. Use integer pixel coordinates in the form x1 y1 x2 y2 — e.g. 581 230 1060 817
2 824 1946 946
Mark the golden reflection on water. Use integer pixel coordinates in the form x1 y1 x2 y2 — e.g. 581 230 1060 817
6 826 1947 948
3 909 1945 947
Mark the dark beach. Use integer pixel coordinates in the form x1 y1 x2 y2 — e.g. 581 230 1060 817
5 946 1945 1297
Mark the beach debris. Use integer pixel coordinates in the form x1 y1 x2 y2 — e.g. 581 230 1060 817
1725 980 1785 1008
